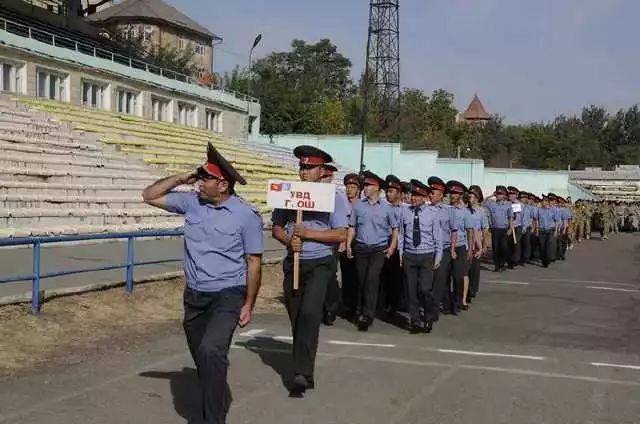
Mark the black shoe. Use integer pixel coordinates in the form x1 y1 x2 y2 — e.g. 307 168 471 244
493 267 501 272
356 316 369 331
304 376 315 390
289 374 307 397
322 311 336 326
410 321 423 334
459 304 469 311
424 321 433 333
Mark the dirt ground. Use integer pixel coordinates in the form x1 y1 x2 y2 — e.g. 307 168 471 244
0 264 285 378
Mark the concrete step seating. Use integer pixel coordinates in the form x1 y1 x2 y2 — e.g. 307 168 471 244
0 221 184 238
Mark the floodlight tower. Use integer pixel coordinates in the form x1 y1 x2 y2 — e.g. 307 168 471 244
359 0 400 171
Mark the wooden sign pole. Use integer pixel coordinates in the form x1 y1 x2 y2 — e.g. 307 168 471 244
293 209 303 290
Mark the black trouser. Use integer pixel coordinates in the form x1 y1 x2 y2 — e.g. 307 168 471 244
283 255 334 379
354 243 387 321
468 255 481 299
433 248 452 317
339 249 358 316
403 252 436 323
323 254 340 316
538 230 555 266
556 232 567 260
450 246 468 311
549 230 558 262
183 286 245 424
520 228 532 264
380 249 403 313
508 227 523 266
491 228 509 270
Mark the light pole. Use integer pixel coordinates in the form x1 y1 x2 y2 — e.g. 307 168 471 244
246 33 262 140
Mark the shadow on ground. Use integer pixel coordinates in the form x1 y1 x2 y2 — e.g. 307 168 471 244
236 338 294 393
140 367 201 422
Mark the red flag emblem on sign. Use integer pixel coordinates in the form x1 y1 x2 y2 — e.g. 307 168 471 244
270 183 282 191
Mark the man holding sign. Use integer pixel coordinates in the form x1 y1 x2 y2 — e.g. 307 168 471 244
271 145 348 397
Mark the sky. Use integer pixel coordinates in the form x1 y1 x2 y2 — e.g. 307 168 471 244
172 0 640 124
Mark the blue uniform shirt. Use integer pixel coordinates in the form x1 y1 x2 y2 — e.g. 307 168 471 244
349 198 399 247
551 207 564 228
272 193 349 260
452 204 474 249
522 204 534 228
166 192 264 293
434 203 457 248
537 207 557 230
485 200 511 229
398 203 443 262
469 206 488 231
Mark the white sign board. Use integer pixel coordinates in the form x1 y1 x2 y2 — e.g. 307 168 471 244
511 203 523 213
266 180 336 213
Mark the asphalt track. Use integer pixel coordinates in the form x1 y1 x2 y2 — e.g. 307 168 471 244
0 233 639 424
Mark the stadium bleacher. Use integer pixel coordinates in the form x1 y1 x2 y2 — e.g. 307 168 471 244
0 95 300 236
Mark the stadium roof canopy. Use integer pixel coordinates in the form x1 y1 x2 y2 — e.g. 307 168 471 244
86 0 221 42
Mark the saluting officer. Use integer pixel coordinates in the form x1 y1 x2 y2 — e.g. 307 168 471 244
380 174 406 319
398 179 442 334
347 171 399 331
143 143 264 424
271 145 348 397
340 173 362 319
485 185 512 272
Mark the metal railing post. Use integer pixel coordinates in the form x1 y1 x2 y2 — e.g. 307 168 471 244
28 27 32 38
125 236 134 293
31 241 41 314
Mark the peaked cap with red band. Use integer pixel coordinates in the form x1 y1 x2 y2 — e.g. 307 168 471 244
428 176 447 193
468 185 484 202
293 145 333 166
507 186 520 195
199 142 247 185
446 180 467 195
343 173 360 186
385 174 402 191
361 170 385 188
495 185 508 195
400 181 412 194
322 163 338 178
410 179 431 196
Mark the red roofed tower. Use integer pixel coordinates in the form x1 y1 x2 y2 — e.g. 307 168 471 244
460 94 491 125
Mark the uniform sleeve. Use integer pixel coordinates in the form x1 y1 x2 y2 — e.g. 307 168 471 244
448 207 457 232
241 211 264 255
398 209 405 255
464 209 474 230
165 192 194 215
388 206 399 229
348 204 357 227
434 215 443 264
481 209 490 230
331 194 349 229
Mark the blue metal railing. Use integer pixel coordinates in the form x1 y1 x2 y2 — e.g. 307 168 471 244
0 230 184 314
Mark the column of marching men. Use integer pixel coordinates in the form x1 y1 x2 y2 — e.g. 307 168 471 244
271 145 617 398
143 143 632 423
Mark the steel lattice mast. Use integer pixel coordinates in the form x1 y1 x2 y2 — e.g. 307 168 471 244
359 0 400 171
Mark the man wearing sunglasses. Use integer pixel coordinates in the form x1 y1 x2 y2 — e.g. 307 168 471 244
142 142 263 424
271 145 348 397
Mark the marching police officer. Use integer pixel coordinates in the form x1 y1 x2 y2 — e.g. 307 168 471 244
485 186 512 272
271 145 348 397
347 171 399 331
143 143 264 424
380 174 405 319
398 179 442 333
507 186 524 268
340 173 361 319
536 195 558 267
467 185 488 302
321 163 343 325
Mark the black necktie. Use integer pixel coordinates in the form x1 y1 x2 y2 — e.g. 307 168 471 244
413 208 421 247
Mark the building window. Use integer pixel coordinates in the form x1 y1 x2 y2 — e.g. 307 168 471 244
248 116 257 134
195 42 205 55
151 96 170 122
116 89 139 115
143 25 153 42
206 109 223 133
177 102 197 127
0 62 23 93
36 69 67 101
178 38 185 49
81 80 107 109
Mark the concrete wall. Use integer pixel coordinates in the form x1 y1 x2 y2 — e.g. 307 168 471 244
252 134 591 199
